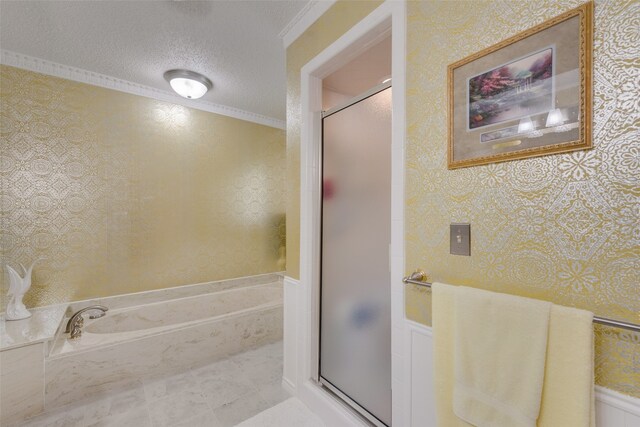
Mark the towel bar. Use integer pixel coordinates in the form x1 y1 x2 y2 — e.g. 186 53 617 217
403 271 640 333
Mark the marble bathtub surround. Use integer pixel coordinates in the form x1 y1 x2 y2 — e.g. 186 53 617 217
45 289 283 409
0 273 280 352
1 305 65 424
0 342 45 425
67 272 283 313
0 305 67 351
50 283 283 357
0 272 283 425
16 341 288 427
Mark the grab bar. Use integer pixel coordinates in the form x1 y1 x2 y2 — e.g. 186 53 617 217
403 270 640 333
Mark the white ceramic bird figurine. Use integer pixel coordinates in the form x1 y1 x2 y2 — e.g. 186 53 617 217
5 259 39 321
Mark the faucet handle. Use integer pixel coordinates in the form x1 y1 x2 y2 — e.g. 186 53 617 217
69 326 82 339
65 305 108 335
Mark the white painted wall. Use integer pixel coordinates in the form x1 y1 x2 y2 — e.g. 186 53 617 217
322 88 351 111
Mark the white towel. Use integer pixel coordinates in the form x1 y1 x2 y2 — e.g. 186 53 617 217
433 282 466 426
537 305 595 427
453 285 551 427
433 283 595 427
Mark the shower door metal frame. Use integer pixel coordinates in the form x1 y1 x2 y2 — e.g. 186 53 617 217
318 81 392 427
321 81 392 119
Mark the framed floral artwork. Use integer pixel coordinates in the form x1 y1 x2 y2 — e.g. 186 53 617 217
448 2 593 169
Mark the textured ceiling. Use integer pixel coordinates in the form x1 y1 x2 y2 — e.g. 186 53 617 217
0 0 309 121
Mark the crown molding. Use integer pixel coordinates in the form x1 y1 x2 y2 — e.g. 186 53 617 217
0 50 285 130
279 0 337 49
278 0 316 40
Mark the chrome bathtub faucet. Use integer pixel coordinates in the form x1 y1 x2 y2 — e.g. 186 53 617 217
65 305 108 339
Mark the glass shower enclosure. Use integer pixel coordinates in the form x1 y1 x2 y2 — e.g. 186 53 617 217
319 84 392 427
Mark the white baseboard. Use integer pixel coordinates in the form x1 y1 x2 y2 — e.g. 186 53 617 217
282 377 297 397
404 320 640 427
298 380 369 427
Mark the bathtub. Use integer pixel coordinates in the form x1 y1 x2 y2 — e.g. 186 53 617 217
44 276 283 410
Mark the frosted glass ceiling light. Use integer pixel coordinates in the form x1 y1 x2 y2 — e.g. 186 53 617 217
164 69 212 99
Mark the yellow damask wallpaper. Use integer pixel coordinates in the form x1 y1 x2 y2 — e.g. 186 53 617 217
0 65 286 307
285 0 383 279
286 0 637 399
405 0 638 397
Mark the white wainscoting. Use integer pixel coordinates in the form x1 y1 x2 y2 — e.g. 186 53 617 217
403 322 437 427
595 387 640 427
282 276 298 396
403 320 640 427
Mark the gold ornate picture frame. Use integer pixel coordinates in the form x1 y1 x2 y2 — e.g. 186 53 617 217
448 2 593 169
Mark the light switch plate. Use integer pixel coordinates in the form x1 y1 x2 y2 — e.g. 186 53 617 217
450 223 471 256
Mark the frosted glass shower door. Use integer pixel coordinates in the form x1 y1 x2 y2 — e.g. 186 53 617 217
320 86 392 427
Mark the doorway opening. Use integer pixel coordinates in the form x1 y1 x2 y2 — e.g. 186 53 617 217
319 35 392 427
294 2 406 425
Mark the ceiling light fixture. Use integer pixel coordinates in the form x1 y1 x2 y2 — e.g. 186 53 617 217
164 69 212 100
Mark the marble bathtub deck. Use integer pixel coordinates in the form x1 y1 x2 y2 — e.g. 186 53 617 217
17 341 289 427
